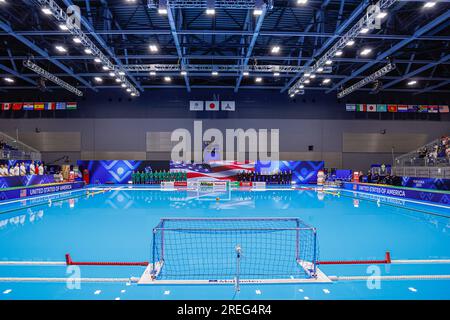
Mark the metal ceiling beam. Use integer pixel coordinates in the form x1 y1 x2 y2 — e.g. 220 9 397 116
381 54 450 89
0 19 97 92
413 79 450 95
326 9 450 94
281 0 368 93
167 6 191 92
61 0 143 93
235 5 267 92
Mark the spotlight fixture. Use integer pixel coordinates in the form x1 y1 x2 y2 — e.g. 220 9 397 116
407 80 417 86
360 27 370 34
55 45 67 53
206 9 215 15
4 77 14 83
317 67 324 73
150 71 156 76
243 71 250 76
424 2 436 8
255 77 263 83
273 72 280 77
109 72 116 77
325 59 333 65
271 46 281 54
322 78 331 84
346 39 355 46
102 65 110 71
59 24 68 31
94 58 101 63
121 83 127 88
149 45 159 52
73 37 82 44
164 76 172 82
211 71 219 76
360 48 372 56
84 48 93 54
377 12 388 19
41 7 52 15
335 50 343 56
304 79 310 84
94 77 103 82
297 0 308 4
310 74 316 79
253 9 263 16
118 71 125 76
180 71 187 76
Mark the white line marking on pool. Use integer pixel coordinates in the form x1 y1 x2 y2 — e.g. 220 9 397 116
323 289 330 294
3 289 12 294
408 287 418 292
255 290 262 295
94 290 101 295
164 290 171 295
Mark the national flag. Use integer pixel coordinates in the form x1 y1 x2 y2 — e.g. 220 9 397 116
1 103 11 111
22 102 34 111
388 104 397 112
66 102 77 110
407 105 418 112
367 104 377 112
45 102 56 110
438 105 449 113
56 102 66 110
428 105 439 113
190 101 204 111
418 105 428 113
346 104 356 112
376 104 387 112
356 104 366 112
12 103 23 111
34 102 45 110
205 101 220 111
221 101 236 111
397 105 408 112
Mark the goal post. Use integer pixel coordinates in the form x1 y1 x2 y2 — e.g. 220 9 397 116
149 218 319 284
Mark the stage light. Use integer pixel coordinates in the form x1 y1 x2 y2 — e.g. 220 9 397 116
360 48 372 56
121 83 127 88
59 24 68 31
84 48 92 54
4 77 14 83
102 65 110 71
407 80 417 86
377 12 387 19
346 39 355 46
73 37 82 44
271 46 281 54
164 76 172 82
118 71 125 76
254 9 263 16
94 77 103 82
360 27 370 34
127 88 132 92
424 2 436 8
297 0 308 4
94 58 101 63
304 79 310 84
304 73 311 77
299 84 304 89
273 72 280 77
255 77 263 83
150 71 156 76
317 67 324 73
149 44 159 52
206 9 215 15
211 71 219 76
243 71 250 76
335 50 343 56
322 78 331 84
109 72 116 77
180 71 187 76
115 78 122 83
158 8 168 14
325 59 333 65
310 74 316 79
55 46 67 53
41 7 52 15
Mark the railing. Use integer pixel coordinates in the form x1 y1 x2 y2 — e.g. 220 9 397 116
0 131 41 161
392 167 450 179
394 136 449 167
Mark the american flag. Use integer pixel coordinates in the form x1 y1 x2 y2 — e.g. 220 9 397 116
170 161 254 181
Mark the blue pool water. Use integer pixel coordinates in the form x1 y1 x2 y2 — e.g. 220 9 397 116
0 186 449 300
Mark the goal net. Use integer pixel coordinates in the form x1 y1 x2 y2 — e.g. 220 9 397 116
150 218 318 283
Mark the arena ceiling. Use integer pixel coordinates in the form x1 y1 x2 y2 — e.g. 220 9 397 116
0 0 449 97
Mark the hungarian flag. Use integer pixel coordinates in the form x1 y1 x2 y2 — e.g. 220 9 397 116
397 105 408 112
23 102 34 111
367 104 377 112
1 103 11 111
346 104 356 111
407 105 418 112
356 104 366 112
418 105 428 113
45 102 56 110
66 102 77 110
34 102 45 110
12 103 23 111
205 101 219 111
376 104 387 112
439 105 449 113
56 102 66 110
388 105 397 112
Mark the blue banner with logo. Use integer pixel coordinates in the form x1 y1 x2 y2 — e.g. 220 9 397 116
255 161 324 184
0 174 55 189
0 181 85 202
402 177 450 191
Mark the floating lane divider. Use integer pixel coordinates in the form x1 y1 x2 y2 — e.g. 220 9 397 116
318 252 391 265
65 254 149 267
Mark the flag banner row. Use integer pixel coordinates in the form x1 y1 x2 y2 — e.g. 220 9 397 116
346 104 449 113
190 100 236 111
1 102 77 111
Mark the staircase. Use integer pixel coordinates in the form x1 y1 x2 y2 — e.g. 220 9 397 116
0 131 41 161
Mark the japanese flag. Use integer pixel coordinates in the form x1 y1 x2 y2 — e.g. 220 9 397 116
205 101 220 111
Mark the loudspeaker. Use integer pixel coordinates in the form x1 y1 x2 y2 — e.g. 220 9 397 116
308 145 314 151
